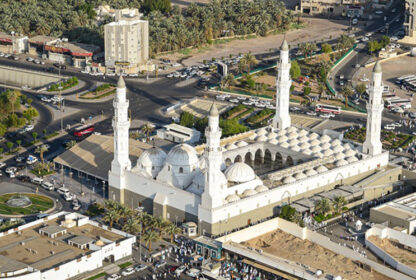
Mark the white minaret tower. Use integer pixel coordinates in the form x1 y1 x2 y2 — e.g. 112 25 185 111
109 76 131 203
363 61 384 156
273 40 292 130
201 104 227 209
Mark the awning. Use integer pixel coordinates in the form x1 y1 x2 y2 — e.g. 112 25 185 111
242 259 299 280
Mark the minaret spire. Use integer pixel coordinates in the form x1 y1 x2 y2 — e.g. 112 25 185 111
363 61 383 156
273 39 292 130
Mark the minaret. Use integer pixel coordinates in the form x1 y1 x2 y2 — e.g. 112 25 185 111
273 40 292 130
201 104 227 209
363 61 383 156
109 76 131 203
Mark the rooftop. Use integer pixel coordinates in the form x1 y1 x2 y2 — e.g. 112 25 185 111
0 32 27 40
372 204 416 221
54 134 151 180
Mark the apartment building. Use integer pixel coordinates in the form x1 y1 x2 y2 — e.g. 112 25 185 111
300 0 365 17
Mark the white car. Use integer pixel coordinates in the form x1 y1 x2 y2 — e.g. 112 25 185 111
106 274 121 280
63 193 74 201
5 167 17 174
121 267 135 276
166 73 173 78
383 124 395 130
359 77 369 82
0 162 5 168
375 10 383 15
216 95 226 101
57 187 70 196
229 98 239 103
186 268 200 278
175 265 187 275
306 111 317 116
8 172 15 178
320 114 332 119
361 37 369 42
128 73 139 77
41 181 54 191
393 122 402 127
242 101 254 106
24 125 34 132
172 63 181 67
134 264 147 272
26 155 38 165
365 32 373 37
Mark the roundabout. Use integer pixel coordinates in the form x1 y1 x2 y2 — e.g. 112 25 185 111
0 193 54 216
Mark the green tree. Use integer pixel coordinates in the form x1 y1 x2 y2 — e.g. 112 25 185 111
380 35 390 48
356 83 367 95
65 140 77 150
336 34 355 54
16 140 21 148
42 129 47 135
143 230 159 252
221 74 236 89
290 60 301 80
0 147 4 155
6 142 13 152
27 98 32 105
0 124 6 136
164 222 181 243
315 198 332 216
367 40 381 54
332 196 347 214
32 132 38 141
321 43 332 54
103 210 120 228
141 123 154 143
122 217 141 234
35 144 48 162
241 53 258 73
303 87 311 96
341 86 354 107
179 112 194 128
143 0 171 13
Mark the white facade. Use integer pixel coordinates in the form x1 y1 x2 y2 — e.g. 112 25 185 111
0 212 135 280
157 123 201 144
363 61 383 156
273 40 291 130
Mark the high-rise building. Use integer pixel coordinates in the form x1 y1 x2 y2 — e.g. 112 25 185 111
104 8 149 74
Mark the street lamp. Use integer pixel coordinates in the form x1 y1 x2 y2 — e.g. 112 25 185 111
102 180 106 199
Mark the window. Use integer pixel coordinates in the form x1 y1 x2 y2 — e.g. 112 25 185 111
179 167 183 173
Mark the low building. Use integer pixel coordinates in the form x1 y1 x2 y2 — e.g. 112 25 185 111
370 192 416 234
157 123 201 144
29 36 100 68
0 32 28 54
0 211 135 280
300 0 365 17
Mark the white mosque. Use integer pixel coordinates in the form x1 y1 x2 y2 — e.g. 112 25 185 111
109 41 390 236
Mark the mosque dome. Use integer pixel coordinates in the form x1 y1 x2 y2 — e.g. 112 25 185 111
226 143 238 150
255 185 269 193
225 162 256 183
278 135 288 143
316 165 328 173
291 145 301 152
300 142 310 149
331 139 342 146
298 129 308 136
288 132 298 140
344 149 356 157
236 141 248 147
289 139 299 146
294 173 307 180
302 149 312 155
309 132 319 140
256 127 267 136
333 145 344 153
137 147 167 168
344 143 354 149
280 142 289 148
346 156 358 163
305 169 318 176
287 127 297 133
313 152 324 158
277 130 286 136
323 149 334 157
320 135 331 143
267 132 278 139
311 146 321 153
299 136 309 143
226 194 240 203
166 144 199 166
241 189 257 198
334 152 345 160
310 139 321 147
268 138 278 145
256 135 268 142
283 176 296 184
335 159 348 167
321 142 331 150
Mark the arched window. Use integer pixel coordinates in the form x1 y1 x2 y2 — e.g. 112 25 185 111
179 167 183 173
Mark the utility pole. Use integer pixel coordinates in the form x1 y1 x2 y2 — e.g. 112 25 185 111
58 59 63 133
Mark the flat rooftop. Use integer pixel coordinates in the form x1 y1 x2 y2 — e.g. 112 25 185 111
0 32 27 41
372 204 416 221
54 134 151 180
0 218 123 271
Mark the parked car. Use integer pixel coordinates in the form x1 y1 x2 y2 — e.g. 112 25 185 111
5 167 17 174
24 125 34 132
41 181 54 191
26 155 38 165
134 264 148 272
31 177 43 185
8 172 15 178
17 175 30 182
121 268 135 276
0 162 6 168
15 156 24 163
57 187 70 196
186 268 201 278
63 193 74 201
72 203 81 211
175 265 187 275
154 261 167 268
106 274 120 280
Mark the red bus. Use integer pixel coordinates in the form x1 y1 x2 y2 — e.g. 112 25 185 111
315 104 341 114
74 124 94 137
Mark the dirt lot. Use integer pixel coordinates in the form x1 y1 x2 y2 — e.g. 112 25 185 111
355 55 416 112
242 229 392 280
369 236 416 269
163 18 365 66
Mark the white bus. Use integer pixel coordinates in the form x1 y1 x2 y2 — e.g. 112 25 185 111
384 98 411 109
396 75 415 84
403 77 416 85
315 104 341 114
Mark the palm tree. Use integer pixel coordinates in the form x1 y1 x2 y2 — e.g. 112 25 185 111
242 53 258 73
333 196 347 214
342 86 354 107
103 210 120 228
164 222 182 243
221 74 235 89
237 60 245 74
141 123 154 143
143 230 159 252
65 140 77 150
122 217 141 234
35 144 48 163
7 90 20 115
299 43 309 59
315 198 332 216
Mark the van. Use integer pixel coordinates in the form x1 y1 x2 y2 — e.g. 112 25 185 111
31 177 43 185
352 18 358 25
36 213 49 219
57 187 70 196
41 182 54 191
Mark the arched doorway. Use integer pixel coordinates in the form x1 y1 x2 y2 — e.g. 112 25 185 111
286 156 294 166
275 152 283 168
234 155 243 163
244 152 253 166
225 158 232 167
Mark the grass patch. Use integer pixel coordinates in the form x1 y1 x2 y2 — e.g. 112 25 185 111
85 203 105 217
0 193 54 215
177 48 191 55
48 77 78 92
85 272 107 280
246 109 274 124
118 261 132 269
80 89 116 100
23 140 40 148
44 131 59 140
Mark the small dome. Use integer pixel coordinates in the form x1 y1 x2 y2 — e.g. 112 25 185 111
321 142 331 150
280 142 289 148
226 194 240 203
256 127 267 136
298 129 308 136
137 147 167 168
309 132 319 140
302 149 312 155
248 133 257 140
287 132 298 140
320 135 331 143
225 162 256 183
313 152 324 158
323 149 334 156
267 132 278 139
291 145 301 152
305 169 318 176
236 141 248 147
316 165 328 173
226 143 237 150
277 130 286 136
283 176 296 184
255 185 269 193
346 156 358 163
278 135 288 143
166 144 198 166
311 146 321 153
294 172 307 180
95 240 105 246
289 139 299 146
300 142 310 149
331 139 342 146
344 143 354 149
336 159 348 167
334 152 345 160
333 145 344 153
299 136 309 143
241 189 257 198
287 126 297 133
310 139 321 146
256 135 268 142
344 149 356 157
268 138 278 145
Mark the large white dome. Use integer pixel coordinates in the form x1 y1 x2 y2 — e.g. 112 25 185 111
166 144 199 166
225 162 256 183
137 147 167 168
